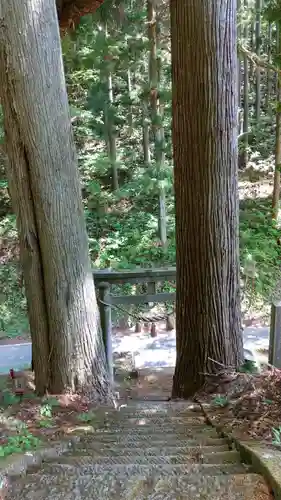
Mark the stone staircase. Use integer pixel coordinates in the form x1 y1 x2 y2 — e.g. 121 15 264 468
6 401 271 499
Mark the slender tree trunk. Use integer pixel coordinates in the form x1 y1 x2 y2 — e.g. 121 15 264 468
171 0 243 399
102 22 118 191
147 0 167 247
241 0 249 168
249 20 255 79
0 0 113 401
273 23 281 220
237 0 242 109
127 69 133 136
266 23 272 110
142 101 151 164
255 0 261 122
106 70 118 191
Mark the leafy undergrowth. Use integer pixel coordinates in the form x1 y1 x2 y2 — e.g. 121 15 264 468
200 367 281 447
0 366 175 461
0 372 105 460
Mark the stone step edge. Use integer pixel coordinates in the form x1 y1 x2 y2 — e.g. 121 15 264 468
68 443 231 456
87 423 215 432
202 408 281 500
74 439 229 452
75 434 220 444
100 419 208 427
81 429 218 439
103 409 204 417
37 462 250 475
49 450 241 466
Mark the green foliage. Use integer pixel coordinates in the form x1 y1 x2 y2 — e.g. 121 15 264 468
212 395 229 408
1 390 21 407
240 198 281 299
238 359 259 373
38 419 54 428
0 0 281 336
0 429 41 458
264 0 281 23
77 411 97 423
272 426 281 446
39 404 52 418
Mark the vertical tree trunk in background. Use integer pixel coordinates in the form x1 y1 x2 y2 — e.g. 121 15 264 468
106 70 118 190
0 0 112 401
102 22 119 191
273 23 281 220
171 0 243 398
142 101 151 164
249 20 255 79
266 23 272 110
255 0 261 123
147 0 167 247
241 0 249 168
237 0 242 109
127 69 133 135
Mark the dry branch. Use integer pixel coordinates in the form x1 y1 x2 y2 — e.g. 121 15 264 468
238 43 279 74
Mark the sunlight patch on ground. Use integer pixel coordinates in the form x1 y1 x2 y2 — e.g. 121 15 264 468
239 179 273 201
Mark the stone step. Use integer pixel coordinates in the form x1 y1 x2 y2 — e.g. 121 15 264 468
94 425 213 436
78 433 221 448
93 423 211 436
69 443 231 457
102 416 207 427
115 408 204 417
46 450 240 467
77 433 227 447
103 407 201 418
7 472 267 500
117 401 199 410
91 424 216 436
112 403 202 414
36 461 250 478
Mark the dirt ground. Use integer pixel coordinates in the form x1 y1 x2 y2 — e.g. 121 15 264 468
195 367 281 446
115 366 174 401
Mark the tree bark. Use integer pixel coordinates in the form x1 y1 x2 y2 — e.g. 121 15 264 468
171 0 244 399
241 0 249 168
102 21 119 191
273 23 281 221
148 0 167 247
0 0 113 402
255 0 261 123
266 23 272 111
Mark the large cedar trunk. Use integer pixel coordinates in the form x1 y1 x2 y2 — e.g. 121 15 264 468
171 0 244 399
0 0 112 402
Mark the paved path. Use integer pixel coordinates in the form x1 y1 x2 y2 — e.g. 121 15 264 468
0 326 270 374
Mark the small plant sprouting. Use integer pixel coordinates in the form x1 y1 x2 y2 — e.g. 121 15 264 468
39 404 52 418
77 411 96 423
38 419 54 428
272 426 281 446
212 395 229 408
238 360 258 373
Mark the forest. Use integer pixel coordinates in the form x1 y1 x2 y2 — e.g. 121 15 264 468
3 2 281 495
0 0 281 399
